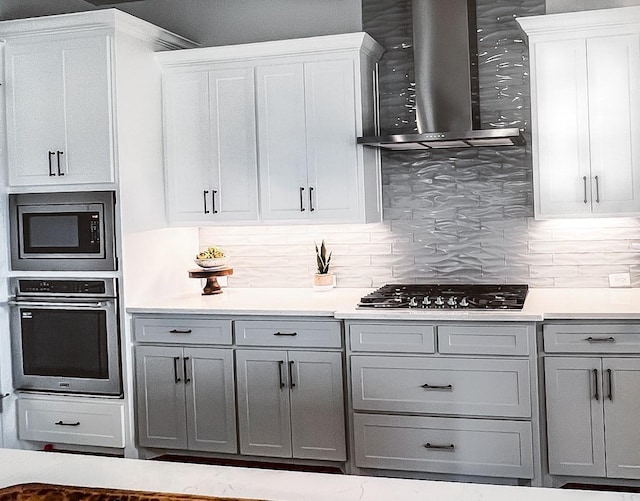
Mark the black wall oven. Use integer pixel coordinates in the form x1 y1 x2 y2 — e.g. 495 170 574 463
9 191 117 271
9 278 122 396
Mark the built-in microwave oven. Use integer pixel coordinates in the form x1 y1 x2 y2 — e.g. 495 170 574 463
9 191 117 271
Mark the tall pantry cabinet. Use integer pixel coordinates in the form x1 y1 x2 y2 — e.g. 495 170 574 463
518 8 640 218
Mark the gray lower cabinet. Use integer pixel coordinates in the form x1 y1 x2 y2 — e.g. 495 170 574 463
545 355 640 479
135 345 236 453
348 321 537 480
236 349 346 461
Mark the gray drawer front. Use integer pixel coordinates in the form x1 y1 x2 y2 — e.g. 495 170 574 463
235 320 341 348
351 356 531 418
133 317 232 345
349 323 435 353
437 324 532 356
354 413 533 478
544 324 640 353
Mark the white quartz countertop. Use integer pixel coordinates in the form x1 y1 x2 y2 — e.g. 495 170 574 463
126 287 640 321
0 448 637 501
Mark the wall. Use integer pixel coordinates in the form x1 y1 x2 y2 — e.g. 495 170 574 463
546 0 640 13
0 0 362 46
200 0 640 289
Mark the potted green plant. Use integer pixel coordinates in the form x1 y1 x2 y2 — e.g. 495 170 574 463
313 240 335 291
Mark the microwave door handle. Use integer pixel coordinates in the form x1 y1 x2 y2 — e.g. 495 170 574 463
8 300 107 308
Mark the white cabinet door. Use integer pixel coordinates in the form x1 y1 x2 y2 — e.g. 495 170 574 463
289 351 346 461
184 347 237 453
603 358 640 479
544 357 605 477
236 349 292 457
305 59 359 221
6 35 114 187
135 346 188 450
256 64 308 220
164 68 258 223
531 38 591 217
587 34 640 215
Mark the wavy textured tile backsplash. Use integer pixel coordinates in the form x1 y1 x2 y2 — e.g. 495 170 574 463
200 0 640 289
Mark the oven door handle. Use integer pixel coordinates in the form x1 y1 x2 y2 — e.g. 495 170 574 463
8 300 108 308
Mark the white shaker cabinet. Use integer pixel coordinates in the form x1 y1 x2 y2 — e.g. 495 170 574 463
518 8 640 218
157 33 383 225
257 59 360 221
162 68 259 223
5 35 114 187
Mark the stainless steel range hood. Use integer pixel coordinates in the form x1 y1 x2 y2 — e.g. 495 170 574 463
359 0 525 151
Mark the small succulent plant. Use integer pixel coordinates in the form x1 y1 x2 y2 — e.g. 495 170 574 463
315 240 332 274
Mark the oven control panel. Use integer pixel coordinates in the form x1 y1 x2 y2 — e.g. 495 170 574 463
12 278 116 298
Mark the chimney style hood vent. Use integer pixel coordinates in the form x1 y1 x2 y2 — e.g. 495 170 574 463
359 0 525 151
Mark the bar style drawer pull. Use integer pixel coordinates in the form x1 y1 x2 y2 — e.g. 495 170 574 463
173 356 181 384
299 187 306 212
592 368 599 401
203 190 210 214
274 331 297 336
48 151 56 176
55 420 80 427
183 357 191 384
585 336 615 343
288 360 296 388
278 360 286 388
56 151 64 176
169 329 192 334
583 176 588 204
421 383 453 391
424 443 455 451
594 175 600 203
607 368 613 401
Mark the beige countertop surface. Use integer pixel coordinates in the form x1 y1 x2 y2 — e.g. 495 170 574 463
126 287 640 321
0 448 637 501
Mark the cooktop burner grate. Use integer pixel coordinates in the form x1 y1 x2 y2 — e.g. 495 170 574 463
358 283 529 310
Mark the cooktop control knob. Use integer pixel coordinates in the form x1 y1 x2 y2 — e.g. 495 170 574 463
434 296 445 307
447 296 458 307
422 296 431 307
408 296 418 307
459 297 469 307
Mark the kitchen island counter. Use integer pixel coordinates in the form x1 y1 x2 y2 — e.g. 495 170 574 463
0 448 637 501
127 287 640 320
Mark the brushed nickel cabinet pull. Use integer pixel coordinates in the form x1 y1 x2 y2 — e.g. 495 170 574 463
424 443 455 451
421 383 453 391
595 175 600 203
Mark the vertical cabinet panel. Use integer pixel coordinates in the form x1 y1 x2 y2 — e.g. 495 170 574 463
289 351 346 461
135 346 188 450
6 35 114 186
184 348 237 453
587 34 640 214
236 349 292 457
603 358 640 479
256 64 308 220
304 59 359 220
544 357 606 477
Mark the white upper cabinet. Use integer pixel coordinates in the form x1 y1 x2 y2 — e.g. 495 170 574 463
5 35 114 187
518 8 640 218
0 10 196 191
157 33 384 225
162 68 258 223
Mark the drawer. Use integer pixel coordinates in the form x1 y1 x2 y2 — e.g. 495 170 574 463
349 323 435 353
18 398 125 448
351 356 531 418
437 324 533 356
544 323 640 353
133 317 232 345
354 413 533 479
234 320 341 348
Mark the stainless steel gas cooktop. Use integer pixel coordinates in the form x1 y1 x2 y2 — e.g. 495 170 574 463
358 284 529 310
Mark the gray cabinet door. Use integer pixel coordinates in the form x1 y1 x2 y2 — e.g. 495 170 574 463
184 347 237 453
236 349 292 457
289 351 346 461
135 346 187 449
603 357 640 479
544 357 605 477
